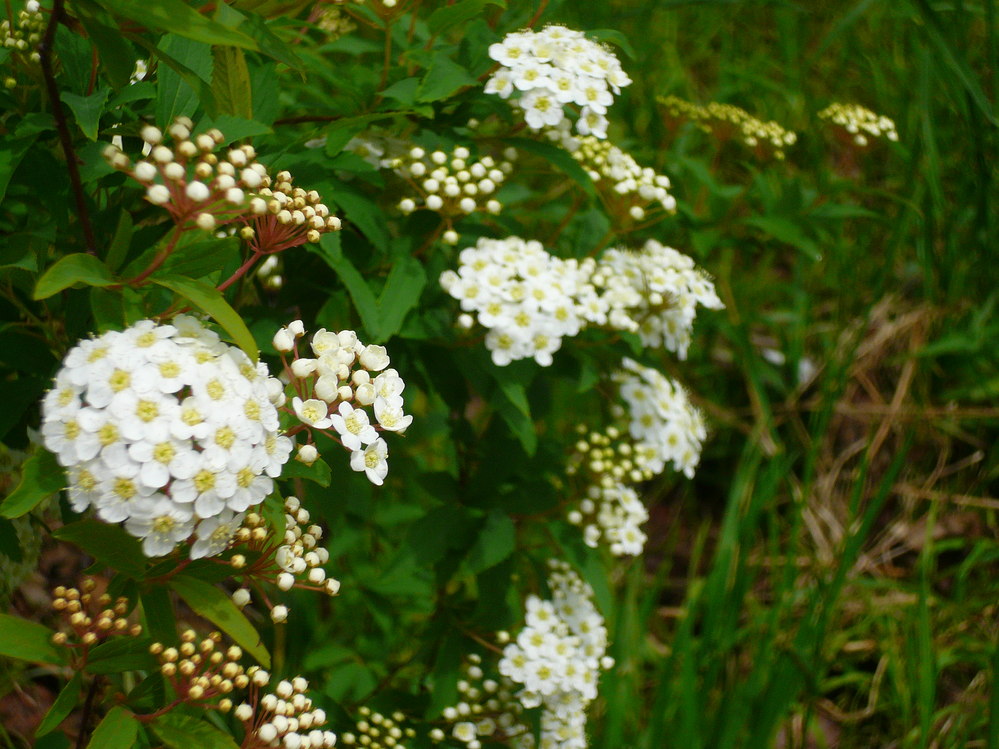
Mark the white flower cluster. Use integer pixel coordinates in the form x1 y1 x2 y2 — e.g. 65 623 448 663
340 707 416 749
566 360 708 556
1 0 43 69
432 653 532 749
546 122 676 220
104 117 341 250
272 496 341 615
236 670 336 749
485 25 631 138
498 561 612 749
615 358 706 479
597 240 723 359
274 322 412 486
440 236 721 366
818 102 899 147
41 317 292 559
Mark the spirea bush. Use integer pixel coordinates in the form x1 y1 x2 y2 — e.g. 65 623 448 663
0 1 894 747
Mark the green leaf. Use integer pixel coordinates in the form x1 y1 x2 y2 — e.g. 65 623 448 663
212 3 305 71
510 138 597 197
584 29 636 59
377 256 426 340
150 274 258 361
0 518 22 562
465 510 516 574
53 520 147 579
415 53 477 103
36 672 82 737
309 234 381 338
196 115 272 142
0 133 39 205
149 712 240 749
169 575 270 667
155 34 215 125
212 46 253 119
140 587 176 645
0 448 65 519
279 457 333 487
328 183 390 252
743 216 822 261
160 237 241 281
86 637 157 674
323 113 408 157
101 0 259 50
85 706 139 749
75 12 135 89
62 89 110 141
33 253 116 300
427 0 505 36
104 210 133 273
0 614 65 665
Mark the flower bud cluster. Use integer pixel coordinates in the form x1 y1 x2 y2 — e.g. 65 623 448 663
104 117 341 253
256 254 284 293
340 706 416 749
387 145 511 243
818 102 898 147
659 95 798 159
1 1 43 72
236 669 336 748
273 322 412 486
272 496 341 608
432 653 531 749
50 579 142 655
149 629 245 708
485 25 631 138
566 426 653 556
41 316 292 558
497 560 613 749
317 6 357 39
441 236 721 367
546 122 676 220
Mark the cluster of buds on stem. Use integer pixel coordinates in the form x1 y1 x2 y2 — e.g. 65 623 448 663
235 669 336 749
149 629 245 709
659 95 797 160
50 579 142 661
103 117 341 274
229 498 340 624
818 102 899 147
339 706 416 749
1 0 43 82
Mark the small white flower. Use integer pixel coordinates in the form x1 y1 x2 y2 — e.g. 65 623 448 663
292 397 333 430
349 438 388 485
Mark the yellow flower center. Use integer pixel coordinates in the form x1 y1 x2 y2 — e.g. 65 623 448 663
87 346 109 362
236 467 255 488
181 407 202 426
77 468 97 490
63 420 80 440
206 379 225 400
193 470 215 493
364 449 380 469
152 515 175 534
239 363 257 380
136 331 157 347
57 388 75 406
153 442 175 464
136 399 159 422
98 423 119 446
113 477 136 500
194 349 215 364
215 427 236 449
109 369 131 392
159 361 181 378
244 400 261 421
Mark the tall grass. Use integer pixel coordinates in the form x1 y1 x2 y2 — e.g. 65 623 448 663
558 0 998 745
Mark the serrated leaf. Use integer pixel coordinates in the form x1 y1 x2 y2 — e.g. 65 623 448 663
85 706 139 749
62 89 110 141
280 457 332 487
212 46 253 119
150 274 258 361
427 0 505 35
101 0 259 50
309 234 381 339
53 520 147 579
378 256 426 340
75 12 134 89
154 34 215 125
34 253 116 300
465 510 516 574
169 575 270 667
0 614 65 665
0 448 65 518
328 183 389 252
149 712 240 749
416 53 477 103
36 672 82 737
86 637 157 674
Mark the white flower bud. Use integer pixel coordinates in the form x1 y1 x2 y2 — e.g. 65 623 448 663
291 358 318 378
297 444 319 465
141 125 163 145
152 145 173 164
234 703 254 721
398 198 416 213
163 162 185 181
277 572 295 591
258 724 278 743
337 385 353 402
232 588 251 607
186 181 210 201
273 327 295 352
485 199 501 214
270 605 288 623
195 213 216 231
443 229 459 245
307 567 325 584
353 383 375 406
324 578 341 595
459 197 476 213
133 161 157 182
457 313 474 329
146 184 170 204
284 734 302 749
226 187 245 204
